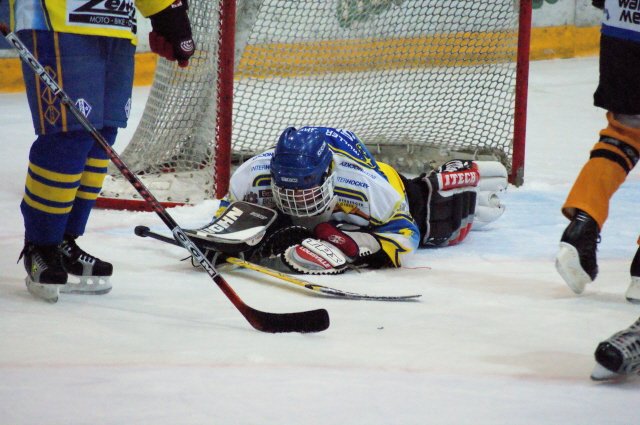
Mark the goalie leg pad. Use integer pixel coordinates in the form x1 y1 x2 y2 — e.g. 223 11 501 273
282 238 349 275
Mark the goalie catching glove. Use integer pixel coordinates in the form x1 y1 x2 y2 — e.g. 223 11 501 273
282 223 391 275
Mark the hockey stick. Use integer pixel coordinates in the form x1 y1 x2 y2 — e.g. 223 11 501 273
135 225 422 302
1 25 329 333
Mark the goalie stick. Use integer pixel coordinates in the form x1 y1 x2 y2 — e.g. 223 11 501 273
135 225 422 302
1 25 329 334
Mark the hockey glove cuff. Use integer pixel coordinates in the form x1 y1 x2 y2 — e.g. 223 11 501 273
149 0 195 67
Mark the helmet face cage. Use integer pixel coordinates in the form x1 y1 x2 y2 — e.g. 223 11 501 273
273 172 336 217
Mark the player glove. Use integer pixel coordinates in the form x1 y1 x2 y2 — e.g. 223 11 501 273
281 223 392 275
422 159 479 247
592 0 604 9
248 225 314 262
313 223 391 268
419 159 507 246
149 0 195 68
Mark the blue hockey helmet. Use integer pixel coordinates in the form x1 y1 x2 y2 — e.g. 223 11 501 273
270 127 336 217
271 127 333 189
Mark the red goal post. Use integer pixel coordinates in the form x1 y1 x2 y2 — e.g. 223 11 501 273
97 0 531 211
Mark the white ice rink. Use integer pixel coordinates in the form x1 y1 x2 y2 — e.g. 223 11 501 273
1 56 639 424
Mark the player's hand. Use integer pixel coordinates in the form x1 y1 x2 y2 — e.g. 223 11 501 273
250 225 313 260
149 0 195 67
313 223 391 269
282 238 350 275
281 223 391 274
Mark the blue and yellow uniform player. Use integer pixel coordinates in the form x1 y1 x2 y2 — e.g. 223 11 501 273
215 126 506 275
10 0 195 301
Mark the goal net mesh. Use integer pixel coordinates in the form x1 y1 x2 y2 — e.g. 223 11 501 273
101 0 522 206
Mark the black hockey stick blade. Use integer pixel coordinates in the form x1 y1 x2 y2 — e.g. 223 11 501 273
234 302 329 333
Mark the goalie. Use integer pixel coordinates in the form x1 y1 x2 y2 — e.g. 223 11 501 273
192 126 507 275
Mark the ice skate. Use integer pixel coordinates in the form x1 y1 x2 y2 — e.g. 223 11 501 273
555 210 600 294
625 246 640 303
591 318 640 381
59 236 113 295
19 242 67 303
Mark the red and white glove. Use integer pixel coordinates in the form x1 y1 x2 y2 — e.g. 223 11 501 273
149 0 195 68
282 223 391 275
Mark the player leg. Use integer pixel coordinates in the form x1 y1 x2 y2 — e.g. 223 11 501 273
61 37 135 294
557 114 640 294
557 33 640 295
59 127 117 294
17 31 110 300
19 129 97 301
626 241 640 303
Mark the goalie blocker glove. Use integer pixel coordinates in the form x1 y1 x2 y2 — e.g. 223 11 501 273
282 222 391 275
422 159 480 247
403 159 506 247
182 201 278 266
149 0 195 67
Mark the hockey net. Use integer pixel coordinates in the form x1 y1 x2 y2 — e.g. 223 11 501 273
98 0 531 210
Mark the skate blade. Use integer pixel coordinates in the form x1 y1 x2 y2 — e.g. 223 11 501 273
59 275 112 295
591 362 626 381
625 277 640 304
555 243 592 294
25 277 62 303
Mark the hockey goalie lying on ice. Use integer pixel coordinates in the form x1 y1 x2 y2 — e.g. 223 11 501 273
185 126 508 275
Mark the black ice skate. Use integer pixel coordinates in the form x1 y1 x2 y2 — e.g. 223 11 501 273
19 242 67 303
59 235 113 295
626 245 640 303
591 317 640 381
555 210 600 294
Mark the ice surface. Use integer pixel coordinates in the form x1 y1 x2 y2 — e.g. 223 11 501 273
1 57 639 425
